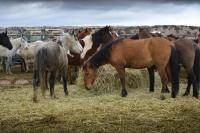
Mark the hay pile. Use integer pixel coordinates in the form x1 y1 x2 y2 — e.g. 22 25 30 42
77 65 161 94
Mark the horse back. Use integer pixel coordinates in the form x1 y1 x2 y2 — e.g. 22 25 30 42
110 37 172 69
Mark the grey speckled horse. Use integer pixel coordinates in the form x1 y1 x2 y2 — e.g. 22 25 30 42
32 32 83 102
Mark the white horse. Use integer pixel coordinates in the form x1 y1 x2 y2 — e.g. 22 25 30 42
0 37 27 74
16 32 83 72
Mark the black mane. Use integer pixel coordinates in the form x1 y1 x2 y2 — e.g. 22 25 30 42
85 38 124 69
91 26 113 47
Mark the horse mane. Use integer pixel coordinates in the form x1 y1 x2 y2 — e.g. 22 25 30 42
91 26 113 47
130 34 139 40
84 38 124 69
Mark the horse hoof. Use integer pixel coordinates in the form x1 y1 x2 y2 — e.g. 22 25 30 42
160 95 166 100
171 93 177 98
149 90 154 92
33 97 38 103
183 92 189 96
65 92 69 96
121 90 128 97
192 94 199 99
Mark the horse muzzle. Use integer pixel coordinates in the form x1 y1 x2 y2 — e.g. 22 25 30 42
85 84 92 90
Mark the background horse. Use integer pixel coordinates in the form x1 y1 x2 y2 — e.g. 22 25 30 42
138 28 200 98
80 26 118 59
83 37 179 99
67 28 93 84
67 26 118 84
3 37 27 74
32 32 83 102
0 32 12 50
16 40 44 72
183 30 200 97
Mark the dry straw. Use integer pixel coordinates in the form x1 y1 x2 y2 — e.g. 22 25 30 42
77 65 160 94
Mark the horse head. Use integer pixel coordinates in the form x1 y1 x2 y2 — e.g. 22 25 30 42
61 32 83 55
0 32 12 50
83 62 97 89
80 26 118 59
77 28 93 40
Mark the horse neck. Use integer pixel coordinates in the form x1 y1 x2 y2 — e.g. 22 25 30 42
11 38 22 49
63 35 76 52
92 31 103 47
89 44 112 69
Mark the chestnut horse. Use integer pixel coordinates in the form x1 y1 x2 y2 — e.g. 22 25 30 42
83 37 179 99
138 28 200 98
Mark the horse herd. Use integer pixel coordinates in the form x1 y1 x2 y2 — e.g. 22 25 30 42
0 26 200 102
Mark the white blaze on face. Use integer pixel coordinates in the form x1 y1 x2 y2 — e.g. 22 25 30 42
80 35 93 59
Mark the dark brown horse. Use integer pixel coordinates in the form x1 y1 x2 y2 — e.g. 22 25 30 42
80 26 118 59
184 30 200 96
0 32 12 50
138 28 200 98
83 37 179 99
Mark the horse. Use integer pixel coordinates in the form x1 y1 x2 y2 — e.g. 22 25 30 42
32 32 83 102
67 26 118 84
138 28 200 98
183 30 200 97
67 28 93 84
80 26 119 59
2 37 27 74
83 37 179 99
0 32 12 50
16 40 44 72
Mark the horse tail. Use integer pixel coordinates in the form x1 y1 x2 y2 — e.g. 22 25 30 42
37 47 47 73
194 47 200 90
170 46 179 98
36 47 48 88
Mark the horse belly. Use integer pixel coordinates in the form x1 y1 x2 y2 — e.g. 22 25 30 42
125 56 153 69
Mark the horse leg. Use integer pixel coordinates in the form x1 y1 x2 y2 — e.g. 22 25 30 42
25 59 29 72
68 66 72 84
147 67 155 92
62 68 68 96
49 71 56 99
2 57 6 72
33 69 39 102
190 71 198 98
6 57 12 74
44 71 49 90
157 66 169 100
39 71 47 98
115 66 127 97
183 76 192 96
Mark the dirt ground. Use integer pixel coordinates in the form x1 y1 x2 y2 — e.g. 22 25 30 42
0 67 200 133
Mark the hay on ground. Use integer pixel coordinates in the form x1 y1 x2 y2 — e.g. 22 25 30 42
77 65 161 94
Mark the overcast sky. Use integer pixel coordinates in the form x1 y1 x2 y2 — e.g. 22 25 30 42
1 0 200 27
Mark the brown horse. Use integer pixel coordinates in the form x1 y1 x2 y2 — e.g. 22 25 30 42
83 37 179 99
184 30 200 96
138 28 200 98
